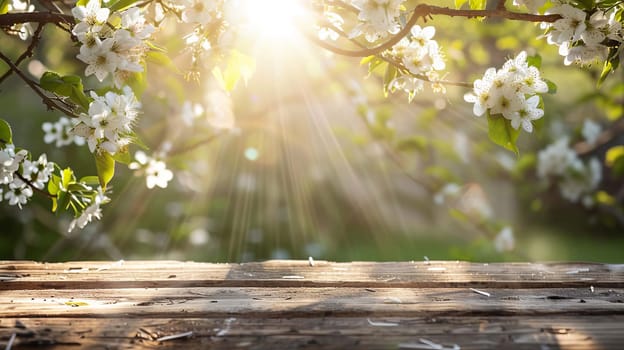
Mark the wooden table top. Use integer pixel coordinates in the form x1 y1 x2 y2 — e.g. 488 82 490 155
1 260 623 349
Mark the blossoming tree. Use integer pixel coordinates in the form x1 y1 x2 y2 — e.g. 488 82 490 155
0 0 622 257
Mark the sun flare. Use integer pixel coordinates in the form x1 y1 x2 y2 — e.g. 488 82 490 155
240 0 305 40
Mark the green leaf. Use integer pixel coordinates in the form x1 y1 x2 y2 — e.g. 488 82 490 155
95 152 115 189
469 0 486 10
527 54 541 69
146 51 181 74
596 191 616 206
597 47 620 87
76 0 89 6
126 71 147 98
48 174 61 196
487 113 520 155
383 63 397 97
79 176 101 186
396 136 428 152
360 55 376 65
606 145 624 177
367 57 385 76
0 119 13 145
545 79 557 94
214 51 256 91
128 131 149 150
50 197 58 212
454 0 468 8
0 0 10 14
67 183 92 192
40 72 90 110
57 191 71 211
109 0 137 12
61 167 75 190
112 148 132 164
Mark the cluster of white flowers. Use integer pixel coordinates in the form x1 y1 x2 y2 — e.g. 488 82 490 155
542 4 623 66
68 186 109 232
6 0 34 40
386 25 446 97
129 151 174 189
464 51 548 133
0 145 54 209
70 87 140 155
537 138 602 205
42 116 85 148
350 0 405 42
72 0 155 87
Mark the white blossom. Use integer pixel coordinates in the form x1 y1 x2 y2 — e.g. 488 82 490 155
433 183 461 205
121 7 155 40
465 51 547 133
350 0 405 42
71 0 110 38
537 138 602 203
508 95 544 132
42 117 85 147
68 187 109 232
129 151 174 189
547 4 587 45
537 138 579 178
70 87 140 155
7 0 35 40
542 5 623 67
582 119 602 146
318 11 344 41
387 25 446 99
0 145 27 185
76 37 119 82
21 153 54 189
4 178 33 209
72 2 153 85
181 0 218 25
494 226 515 252
180 101 205 126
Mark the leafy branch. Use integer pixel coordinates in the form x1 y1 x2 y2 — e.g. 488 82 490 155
304 3 561 58
0 51 81 118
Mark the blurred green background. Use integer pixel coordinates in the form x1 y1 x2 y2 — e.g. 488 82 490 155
0 0 622 262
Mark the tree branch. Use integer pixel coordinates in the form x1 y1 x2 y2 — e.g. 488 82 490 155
0 51 81 118
574 118 624 156
304 4 561 58
0 12 74 27
0 23 44 85
14 171 55 198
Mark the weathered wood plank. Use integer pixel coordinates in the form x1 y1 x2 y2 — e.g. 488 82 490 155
1 287 623 318
1 261 623 349
1 316 623 350
1 261 623 289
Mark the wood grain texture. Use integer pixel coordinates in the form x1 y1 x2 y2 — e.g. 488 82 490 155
1 260 623 349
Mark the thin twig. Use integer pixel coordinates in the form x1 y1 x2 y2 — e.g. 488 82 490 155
14 171 55 199
168 131 224 156
0 23 45 85
320 21 473 88
302 4 561 58
574 118 624 156
0 51 80 118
